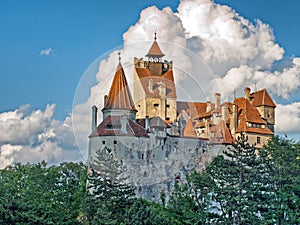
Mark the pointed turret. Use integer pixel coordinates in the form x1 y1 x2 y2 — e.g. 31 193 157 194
146 31 165 60
183 119 198 138
102 52 137 120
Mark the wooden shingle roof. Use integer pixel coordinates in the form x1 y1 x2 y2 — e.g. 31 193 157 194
146 41 165 58
104 63 136 111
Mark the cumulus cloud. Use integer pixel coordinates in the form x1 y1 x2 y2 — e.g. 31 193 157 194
276 102 300 134
2 0 300 168
0 104 81 169
40 47 55 56
71 0 300 157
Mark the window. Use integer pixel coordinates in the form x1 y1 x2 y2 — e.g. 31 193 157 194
106 124 121 130
141 153 144 160
114 140 117 144
102 141 105 144
257 136 261 144
166 117 170 120
153 103 159 107
166 104 170 108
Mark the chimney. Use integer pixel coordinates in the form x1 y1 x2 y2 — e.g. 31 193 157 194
221 105 227 121
230 104 238 134
215 93 221 109
91 105 98 132
104 95 108 107
121 114 127 134
145 116 150 130
206 101 211 112
244 87 251 101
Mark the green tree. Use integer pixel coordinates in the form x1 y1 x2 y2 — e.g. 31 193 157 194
0 161 86 225
205 134 266 224
124 198 181 225
259 136 300 224
168 174 213 224
82 147 135 224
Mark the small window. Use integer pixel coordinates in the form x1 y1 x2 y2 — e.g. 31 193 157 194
141 153 144 160
154 103 159 107
102 140 105 144
166 104 170 108
114 140 117 144
106 124 121 130
257 137 261 144
166 117 170 120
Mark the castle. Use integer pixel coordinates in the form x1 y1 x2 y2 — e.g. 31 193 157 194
88 33 276 201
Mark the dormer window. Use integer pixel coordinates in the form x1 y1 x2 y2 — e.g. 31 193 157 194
106 124 121 130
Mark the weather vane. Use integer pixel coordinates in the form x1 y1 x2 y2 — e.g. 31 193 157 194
118 51 121 62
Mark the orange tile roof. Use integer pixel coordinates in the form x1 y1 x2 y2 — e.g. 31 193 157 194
234 97 273 135
176 101 209 119
135 68 177 98
209 121 233 144
183 119 197 137
195 121 206 128
251 89 276 107
146 41 165 58
162 69 174 82
149 116 170 128
234 98 266 124
105 63 136 111
89 115 148 137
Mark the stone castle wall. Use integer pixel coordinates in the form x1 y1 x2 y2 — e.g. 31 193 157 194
89 132 225 202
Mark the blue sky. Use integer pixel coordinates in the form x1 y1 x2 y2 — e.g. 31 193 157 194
1 0 299 120
0 0 300 166
0 0 180 119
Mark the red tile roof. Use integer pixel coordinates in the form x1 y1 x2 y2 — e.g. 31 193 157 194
89 115 148 137
136 117 170 129
149 116 170 128
104 63 136 111
183 119 197 137
176 101 209 119
135 68 176 98
234 98 273 135
211 120 233 144
146 41 165 58
234 98 266 124
251 89 276 107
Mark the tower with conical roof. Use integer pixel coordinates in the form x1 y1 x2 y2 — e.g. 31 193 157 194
102 52 137 121
133 31 177 122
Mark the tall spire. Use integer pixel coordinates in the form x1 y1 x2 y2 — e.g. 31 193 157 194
146 30 165 59
104 52 136 111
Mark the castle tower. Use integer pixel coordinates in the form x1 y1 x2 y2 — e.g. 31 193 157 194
102 53 137 121
133 31 177 123
250 88 276 132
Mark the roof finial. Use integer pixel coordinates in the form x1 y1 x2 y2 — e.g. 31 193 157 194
118 51 121 63
154 30 157 41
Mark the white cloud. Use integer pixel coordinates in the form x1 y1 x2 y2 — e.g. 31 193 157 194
2 0 300 168
40 47 55 56
276 102 300 134
0 104 81 169
71 0 300 158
